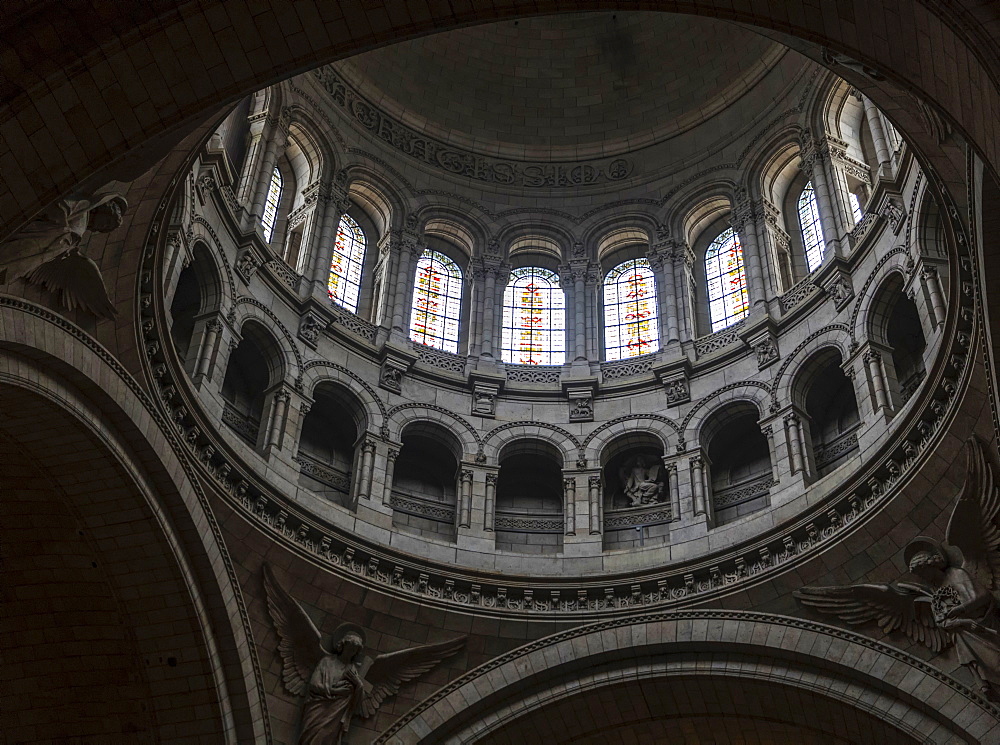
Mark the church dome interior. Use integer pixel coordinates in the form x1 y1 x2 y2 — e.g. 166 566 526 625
4 4 1000 744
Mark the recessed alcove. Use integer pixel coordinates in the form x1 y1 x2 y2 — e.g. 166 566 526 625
799 349 861 477
220 321 282 448
600 433 670 551
297 383 363 508
702 403 772 526
495 440 565 554
390 423 461 542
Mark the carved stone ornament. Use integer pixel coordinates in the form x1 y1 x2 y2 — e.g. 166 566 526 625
661 372 690 406
796 437 1000 701
236 250 261 282
379 360 406 394
567 387 595 423
752 335 779 369
2 188 127 318
882 197 906 234
297 312 327 348
822 271 855 311
620 455 665 507
471 382 499 418
263 565 465 744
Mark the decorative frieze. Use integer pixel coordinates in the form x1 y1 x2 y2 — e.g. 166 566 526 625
659 371 690 406
471 382 499 418
297 312 327 348
236 250 261 281
505 365 561 384
567 387 594 423
601 354 655 381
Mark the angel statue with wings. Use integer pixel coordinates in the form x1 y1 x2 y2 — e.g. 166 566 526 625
263 565 465 744
795 436 1000 699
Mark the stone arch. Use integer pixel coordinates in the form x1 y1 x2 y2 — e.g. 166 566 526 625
386 403 480 457
583 414 680 463
0 299 265 743
418 206 489 261
856 262 911 344
482 422 579 466
498 220 576 264
187 216 238 308
376 611 995 744
230 297 302 384
772 325 853 408
300 360 386 432
229 313 291 390
343 166 406 237
682 382 771 446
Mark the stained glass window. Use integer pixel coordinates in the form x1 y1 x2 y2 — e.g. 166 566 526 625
705 227 749 332
797 181 826 273
409 250 463 353
328 213 366 313
603 258 659 361
850 192 864 225
500 266 566 365
261 167 282 243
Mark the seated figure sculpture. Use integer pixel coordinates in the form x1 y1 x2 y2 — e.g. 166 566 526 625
621 455 664 507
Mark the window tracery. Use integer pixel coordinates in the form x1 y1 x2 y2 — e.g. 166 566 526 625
501 266 566 365
328 214 366 313
603 258 659 360
261 167 282 243
797 181 825 273
409 249 463 353
705 228 748 332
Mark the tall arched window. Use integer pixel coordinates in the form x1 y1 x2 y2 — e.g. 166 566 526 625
603 258 659 360
327 214 366 313
797 181 825 273
501 267 566 365
705 227 749 332
261 167 282 243
409 249 463 353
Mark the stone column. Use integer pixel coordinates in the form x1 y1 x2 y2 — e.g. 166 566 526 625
571 264 588 361
861 93 892 173
484 472 497 532
355 436 377 502
666 462 680 520
588 475 602 535
390 239 421 334
193 317 223 384
459 469 474 529
310 193 351 288
480 264 500 358
733 201 766 308
865 348 892 414
762 423 780 482
564 477 576 536
690 455 707 516
237 111 268 205
648 244 679 345
921 265 946 327
801 149 839 260
673 248 694 341
783 413 805 475
264 388 291 456
382 445 399 505
249 112 288 222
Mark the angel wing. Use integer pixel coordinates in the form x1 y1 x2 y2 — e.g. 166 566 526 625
24 249 117 318
946 436 1000 590
261 564 325 696
794 582 951 653
358 636 465 719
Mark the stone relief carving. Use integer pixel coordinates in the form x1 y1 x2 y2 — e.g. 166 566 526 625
298 313 327 348
796 438 1000 700
471 387 496 417
823 272 855 311
263 565 465 744
661 373 690 406
2 189 127 317
236 250 261 281
378 361 404 394
754 337 779 369
620 455 665 507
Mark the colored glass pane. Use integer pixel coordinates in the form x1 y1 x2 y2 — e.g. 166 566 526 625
327 213 366 313
500 266 566 365
705 228 749 332
261 167 282 243
409 250 463 353
603 258 659 361
797 181 826 273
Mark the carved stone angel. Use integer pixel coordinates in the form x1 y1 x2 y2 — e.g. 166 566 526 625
795 437 1000 698
262 565 465 744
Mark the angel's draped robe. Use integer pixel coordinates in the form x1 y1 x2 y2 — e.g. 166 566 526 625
300 656 365 745
944 566 1000 685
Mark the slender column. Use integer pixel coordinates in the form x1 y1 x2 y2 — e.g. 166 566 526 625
265 389 290 453
921 266 946 327
734 210 766 308
563 477 576 536
865 349 891 413
803 152 840 255
573 267 587 361
484 472 497 532
480 265 498 358
390 241 419 333
762 424 780 482
690 456 706 516
237 112 268 204
250 119 287 221
673 250 692 341
861 94 892 171
194 318 222 382
784 413 804 474
310 194 350 286
357 437 376 501
588 475 602 535
459 469 474 529
666 463 680 520
382 446 399 505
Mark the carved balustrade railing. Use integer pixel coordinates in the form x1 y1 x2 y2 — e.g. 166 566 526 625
504 365 562 384
222 402 260 446
265 259 299 290
600 353 656 381
329 303 377 341
712 473 776 509
413 343 466 374
899 369 926 405
295 452 352 493
693 319 745 357
388 491 457 524
603 502 672 530
778 274 821 313
814 427 861 471
493 510 564 533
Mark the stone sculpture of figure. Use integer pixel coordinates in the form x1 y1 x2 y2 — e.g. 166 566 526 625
1 188 127 318
796 436 1000 700
621 455 663 507
263 564 465 744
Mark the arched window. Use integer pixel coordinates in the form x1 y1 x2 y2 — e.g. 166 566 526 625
603 258 659 360
797 181 825 273
261 167 282 243
409 249 463 353
327 214 366 313
705 228 749 332
501 266 566 365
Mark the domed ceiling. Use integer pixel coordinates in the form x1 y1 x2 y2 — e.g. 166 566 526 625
333 12 787 161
